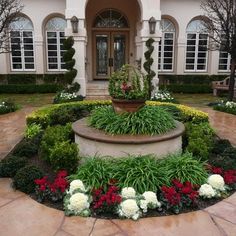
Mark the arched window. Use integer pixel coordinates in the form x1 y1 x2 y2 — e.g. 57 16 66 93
93 9 129 28
185 20 209 71
45 17 66 71
158 19 175 71
10 17 35 71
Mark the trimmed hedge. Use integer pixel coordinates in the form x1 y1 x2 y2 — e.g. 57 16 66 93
160 84 212 93
0 84 63 94
26 100 208 128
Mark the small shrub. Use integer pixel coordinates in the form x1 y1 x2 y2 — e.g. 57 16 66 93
25 123 43 139
214 101 236 115
89 105 176 135
13 165 43 193
212 139 232 155
13 139 38 158
162 152 208 185
185 122 214 160
70 158 113 189
53 91 83 104
40 124 72 160
49 141 79 173
0 100 18 114
0 156 27 177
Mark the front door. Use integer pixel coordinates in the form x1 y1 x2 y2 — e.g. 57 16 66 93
93 32 129 79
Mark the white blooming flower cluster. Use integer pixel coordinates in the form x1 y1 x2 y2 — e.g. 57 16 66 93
118 187 161 220
199 174 226 199
59 92 78 100
64 179 91 217
151 90 175 102
0 101 6 108
225 101 236 109
140 191 161 213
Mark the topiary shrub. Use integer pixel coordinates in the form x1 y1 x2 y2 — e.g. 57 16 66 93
13 165 43 193
0 156 27 177
40 123 72 161
49 141 79 173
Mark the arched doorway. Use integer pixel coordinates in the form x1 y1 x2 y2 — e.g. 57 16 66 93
85 0 141 81
92 9 129 79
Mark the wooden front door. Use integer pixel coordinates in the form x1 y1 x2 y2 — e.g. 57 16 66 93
93 31 129 79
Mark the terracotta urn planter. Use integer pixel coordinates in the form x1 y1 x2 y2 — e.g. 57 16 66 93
112 98 146 114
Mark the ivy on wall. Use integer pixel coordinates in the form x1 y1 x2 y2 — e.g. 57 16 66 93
143 38 156 99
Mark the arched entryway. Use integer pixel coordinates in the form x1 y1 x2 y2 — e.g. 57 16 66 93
86 0 141 81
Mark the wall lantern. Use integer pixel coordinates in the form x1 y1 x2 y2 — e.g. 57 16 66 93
149 17 157 34
71 16 79 33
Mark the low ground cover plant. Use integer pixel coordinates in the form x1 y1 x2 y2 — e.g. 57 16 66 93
0 99 18 115
89 105 176 135
213 100 236 115
53 91 84 104
151 89 178 103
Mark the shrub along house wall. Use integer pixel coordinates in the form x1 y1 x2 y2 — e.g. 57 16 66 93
0 74 65 93
159 75 227 93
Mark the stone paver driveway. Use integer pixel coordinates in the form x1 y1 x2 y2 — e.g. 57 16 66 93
0 106 235 235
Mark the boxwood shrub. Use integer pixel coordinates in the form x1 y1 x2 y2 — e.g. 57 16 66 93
13 165 43 193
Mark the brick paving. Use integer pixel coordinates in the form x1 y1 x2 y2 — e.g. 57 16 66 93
0 106 235 236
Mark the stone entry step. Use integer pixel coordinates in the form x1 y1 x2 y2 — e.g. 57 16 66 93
86 81 110 97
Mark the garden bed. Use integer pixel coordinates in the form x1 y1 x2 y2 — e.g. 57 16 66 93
0 100 235 220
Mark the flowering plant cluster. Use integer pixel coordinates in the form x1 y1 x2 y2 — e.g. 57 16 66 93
34 170 68 202
151 90 176 103
118 187 161 220
160 180 199 214
64 179 92 217
92 183 122 214
214 100 236 115
108 64 149 100
0 100 18 115
53 91 83 104
199 174 227 199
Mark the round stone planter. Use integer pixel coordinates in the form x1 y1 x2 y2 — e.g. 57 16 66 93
72 118 185 158
111 98 146 114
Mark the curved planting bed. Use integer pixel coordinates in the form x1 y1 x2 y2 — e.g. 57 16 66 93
0 100 235 220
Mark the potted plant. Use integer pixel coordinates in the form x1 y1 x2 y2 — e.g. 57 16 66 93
108 64 149 113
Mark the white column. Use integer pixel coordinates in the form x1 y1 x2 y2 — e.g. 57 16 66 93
209 50 219 75
34 35 44 74
176 37 186 74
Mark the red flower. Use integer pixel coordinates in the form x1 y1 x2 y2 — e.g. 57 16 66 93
223 170 236 185
57 170 68 178
34 176 48 185
211 167 223 175
39 185 46 191
181 186 192 194
172 179 183 189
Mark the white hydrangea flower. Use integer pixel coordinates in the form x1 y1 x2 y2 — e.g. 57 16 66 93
69 180 86 194
119 199 140 220
207 174 225 191
199 184 216 198
121 187 136 199
142 191 161 208
68 192 90 213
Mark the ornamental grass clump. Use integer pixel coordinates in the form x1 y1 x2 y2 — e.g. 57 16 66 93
89 105 176 135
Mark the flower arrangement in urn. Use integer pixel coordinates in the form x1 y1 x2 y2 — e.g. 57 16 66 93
108 64 149 113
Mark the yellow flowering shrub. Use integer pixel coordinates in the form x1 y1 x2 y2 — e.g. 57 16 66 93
27 100 208 127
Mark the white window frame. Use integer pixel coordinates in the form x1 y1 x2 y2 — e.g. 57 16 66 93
218 51 231 72
10 31 35 72
46 31 66 72
159 32 175 72
185 32 209 72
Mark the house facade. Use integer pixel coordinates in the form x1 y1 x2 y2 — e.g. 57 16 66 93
0 0 230 96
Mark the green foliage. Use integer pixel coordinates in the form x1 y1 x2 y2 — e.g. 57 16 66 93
108 64 149 100
40 124 72 161
162 152 208 185
7 74 36 84
0 156 27 177
89 105 176 135
25 123 43 139
143 38 156 98
69 158 113 189
13 165 43 193
49 141 79 173
0 100 18 114
214 104 236 115
185 122 215 160
0 84 63 94
212 139 232 155
160 84 212 93
13 139 38 158
112 155 169 192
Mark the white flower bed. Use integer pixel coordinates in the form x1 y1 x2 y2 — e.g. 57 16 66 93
69 180 86 194
118 199 141 220
207 174 225 191
151 90 175 102
198 184 216 198
121 187 136 199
